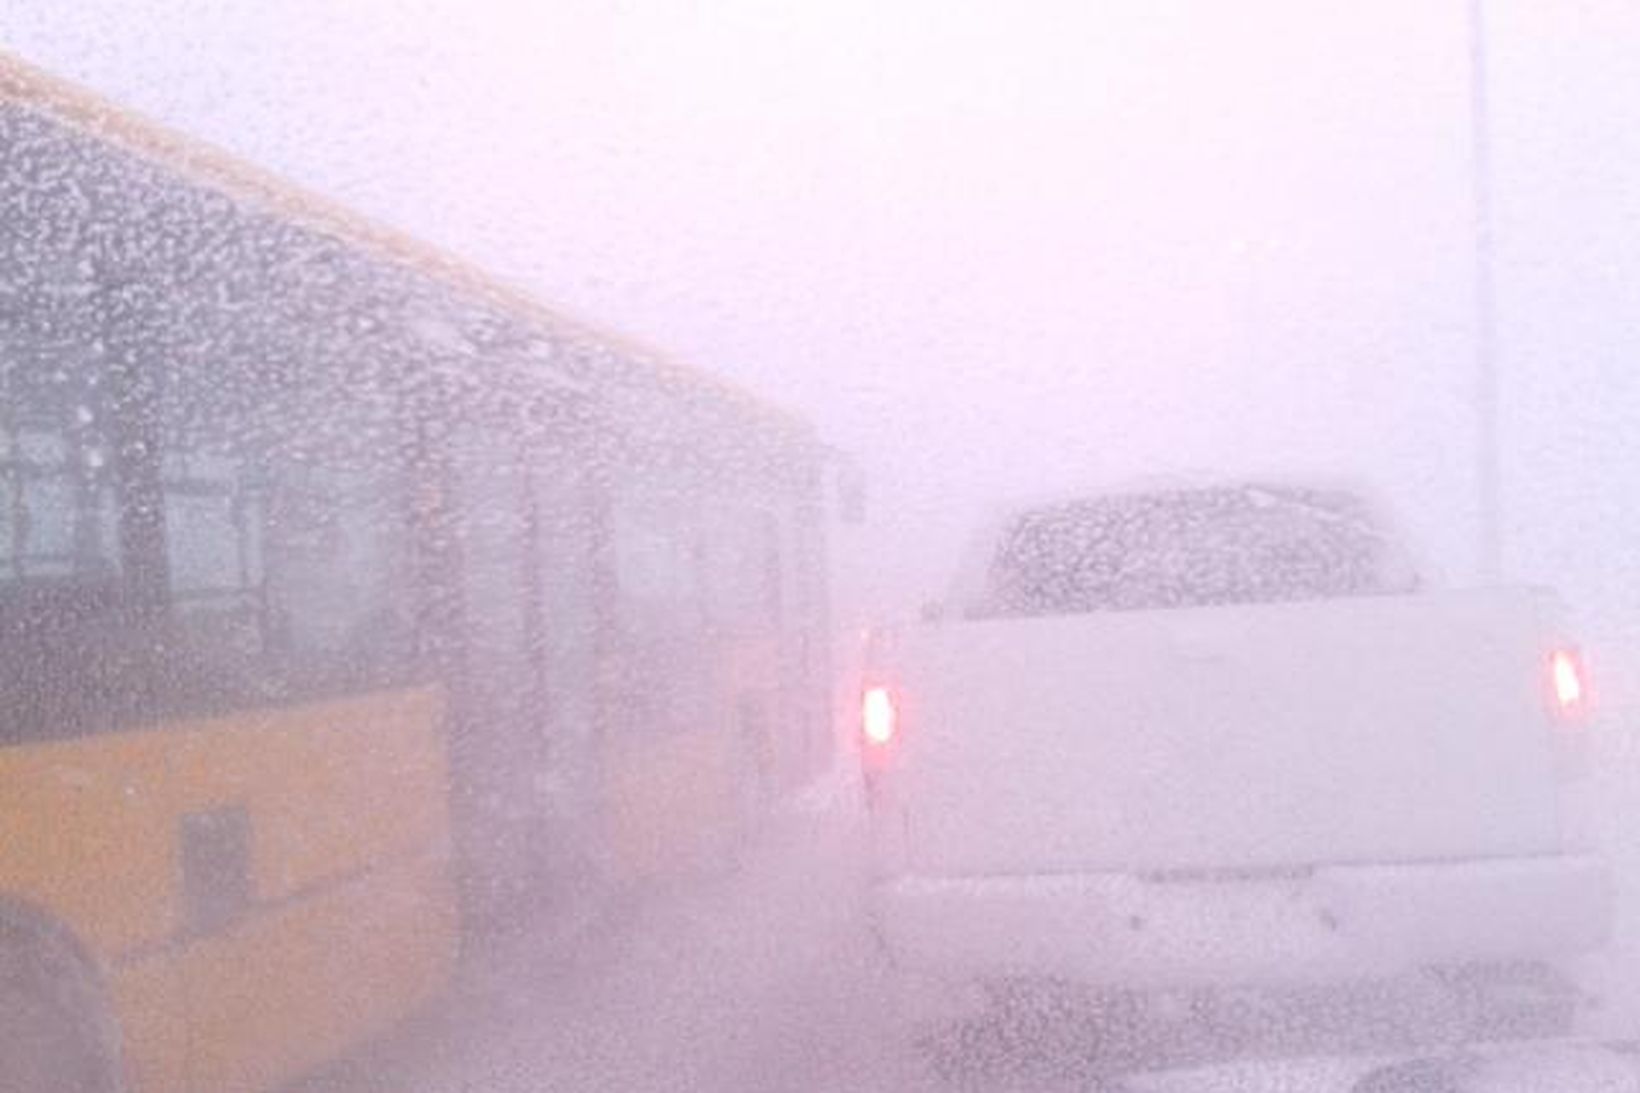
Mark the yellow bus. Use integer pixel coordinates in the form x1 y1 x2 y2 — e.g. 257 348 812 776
0 56 834 1092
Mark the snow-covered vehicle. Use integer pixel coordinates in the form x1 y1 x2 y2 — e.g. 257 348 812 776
861 482 1609 1039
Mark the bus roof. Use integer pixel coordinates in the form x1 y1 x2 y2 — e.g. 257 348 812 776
0 51 816 445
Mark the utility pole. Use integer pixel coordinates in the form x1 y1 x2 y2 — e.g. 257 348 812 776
1469 0 1502 582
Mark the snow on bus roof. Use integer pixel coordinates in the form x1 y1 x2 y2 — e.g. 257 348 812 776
0 50 814 444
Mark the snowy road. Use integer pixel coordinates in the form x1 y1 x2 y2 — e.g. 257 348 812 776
294 751 1640 1093
296 773 938 1093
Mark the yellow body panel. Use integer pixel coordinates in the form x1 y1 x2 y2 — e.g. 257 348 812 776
175 848 456 1092
108 957 188 1093
0 732 181 954
602 642 787 880
0 686 457 1092
165 688 452 903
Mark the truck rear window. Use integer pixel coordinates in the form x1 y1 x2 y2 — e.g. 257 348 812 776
982 486 1414 617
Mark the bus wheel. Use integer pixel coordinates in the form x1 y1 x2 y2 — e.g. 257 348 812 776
0 931 122 1093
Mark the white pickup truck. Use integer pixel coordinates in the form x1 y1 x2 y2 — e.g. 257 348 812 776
862 482 1608 1039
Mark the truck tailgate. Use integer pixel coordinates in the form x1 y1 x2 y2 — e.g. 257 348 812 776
891 588 1567 876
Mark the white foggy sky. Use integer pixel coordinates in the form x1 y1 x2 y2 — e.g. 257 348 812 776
4 1 1639 638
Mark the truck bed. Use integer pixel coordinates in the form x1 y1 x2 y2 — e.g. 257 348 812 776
880 587 1571 878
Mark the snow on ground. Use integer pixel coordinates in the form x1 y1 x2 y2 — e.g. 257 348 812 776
296 761 936 1093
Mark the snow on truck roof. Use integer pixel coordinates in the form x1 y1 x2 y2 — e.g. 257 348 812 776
0 51 815 446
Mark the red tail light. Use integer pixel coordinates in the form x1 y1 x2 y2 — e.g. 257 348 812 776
862 685 897 746
1550 648 1588 720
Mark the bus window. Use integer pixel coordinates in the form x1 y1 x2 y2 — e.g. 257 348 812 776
702 504 781 634
530 466 602 881
165 451 262 597
450 428 533 718
612 488 710 736
162 445 269 707
0 391 126 740
0 402 119 582
614 495 702 632
263 463 414 696
533 468 598 743
160 434 415 709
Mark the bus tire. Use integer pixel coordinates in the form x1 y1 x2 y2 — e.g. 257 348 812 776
0 920 123 1093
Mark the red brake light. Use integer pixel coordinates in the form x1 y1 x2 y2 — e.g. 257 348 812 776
1550 648 1588 719
862 686 897 746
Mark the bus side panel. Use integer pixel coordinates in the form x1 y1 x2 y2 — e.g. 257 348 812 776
176 847 455 1093
110 956 188 1093
165 688 452 902
161 687 456 1092
0 733 180 955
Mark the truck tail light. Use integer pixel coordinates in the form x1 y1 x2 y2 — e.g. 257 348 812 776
1550 648 1588 721
862 686 897 747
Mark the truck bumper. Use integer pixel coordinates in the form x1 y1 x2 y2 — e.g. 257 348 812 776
869 854 1610 988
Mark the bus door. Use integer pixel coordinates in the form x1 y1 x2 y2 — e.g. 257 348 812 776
448 425 548 921
605 485 723 876
527 458 603 889
700 500 786 818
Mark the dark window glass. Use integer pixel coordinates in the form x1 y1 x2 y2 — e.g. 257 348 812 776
263 462 414 695
0 362 119 583
161 444 270 707
0 353 133 742
159 435 415 713
985 486 1416 618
